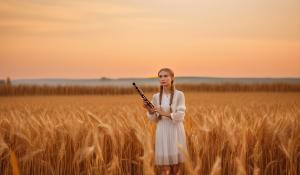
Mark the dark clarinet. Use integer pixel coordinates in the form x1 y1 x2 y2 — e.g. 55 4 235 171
132 82 155 109
132 82 161 120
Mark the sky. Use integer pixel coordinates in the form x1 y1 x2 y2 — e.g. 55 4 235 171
0 0 300 79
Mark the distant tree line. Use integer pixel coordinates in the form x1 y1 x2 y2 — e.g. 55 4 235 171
0 77 11 86
0 77 299 96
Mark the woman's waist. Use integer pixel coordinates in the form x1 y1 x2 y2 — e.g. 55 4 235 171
158 116 183 125
160 116 171 120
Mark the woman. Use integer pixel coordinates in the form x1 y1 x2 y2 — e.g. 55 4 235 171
143 68 188 175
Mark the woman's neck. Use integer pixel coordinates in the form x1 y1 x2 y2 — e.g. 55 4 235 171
163 85 171 94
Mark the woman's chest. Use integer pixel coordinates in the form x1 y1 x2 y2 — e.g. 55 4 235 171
157 94 177 112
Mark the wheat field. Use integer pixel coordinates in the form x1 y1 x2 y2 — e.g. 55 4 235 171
0 92 299 175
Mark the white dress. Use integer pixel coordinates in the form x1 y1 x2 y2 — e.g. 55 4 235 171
146 89 188 165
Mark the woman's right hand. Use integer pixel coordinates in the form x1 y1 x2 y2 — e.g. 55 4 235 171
143 101 157 114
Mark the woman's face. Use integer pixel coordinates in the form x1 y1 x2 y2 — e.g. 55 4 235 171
158 70 173 86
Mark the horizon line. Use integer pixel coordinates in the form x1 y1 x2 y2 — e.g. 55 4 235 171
3 75 300 81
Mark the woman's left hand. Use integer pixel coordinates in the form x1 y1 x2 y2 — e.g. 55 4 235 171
156 107 171 119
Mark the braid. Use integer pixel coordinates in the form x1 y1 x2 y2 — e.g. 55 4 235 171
169 80 175 113
159 85 163 107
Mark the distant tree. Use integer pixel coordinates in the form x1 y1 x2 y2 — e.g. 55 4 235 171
100 77 111 80
6 77 12 86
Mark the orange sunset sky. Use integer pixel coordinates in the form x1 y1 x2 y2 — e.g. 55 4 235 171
0 0 300 79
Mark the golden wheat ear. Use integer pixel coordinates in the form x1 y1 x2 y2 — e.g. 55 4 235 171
10 150 21 175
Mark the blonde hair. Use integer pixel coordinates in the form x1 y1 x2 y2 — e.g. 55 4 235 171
158 68 175 113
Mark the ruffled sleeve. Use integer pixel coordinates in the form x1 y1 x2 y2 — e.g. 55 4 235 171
146 94 159 123
170 91 186 123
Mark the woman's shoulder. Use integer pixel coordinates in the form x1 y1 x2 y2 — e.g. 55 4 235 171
152 92 160 99
175 89 184 96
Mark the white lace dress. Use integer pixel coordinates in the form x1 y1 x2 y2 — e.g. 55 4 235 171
146 89 188 165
